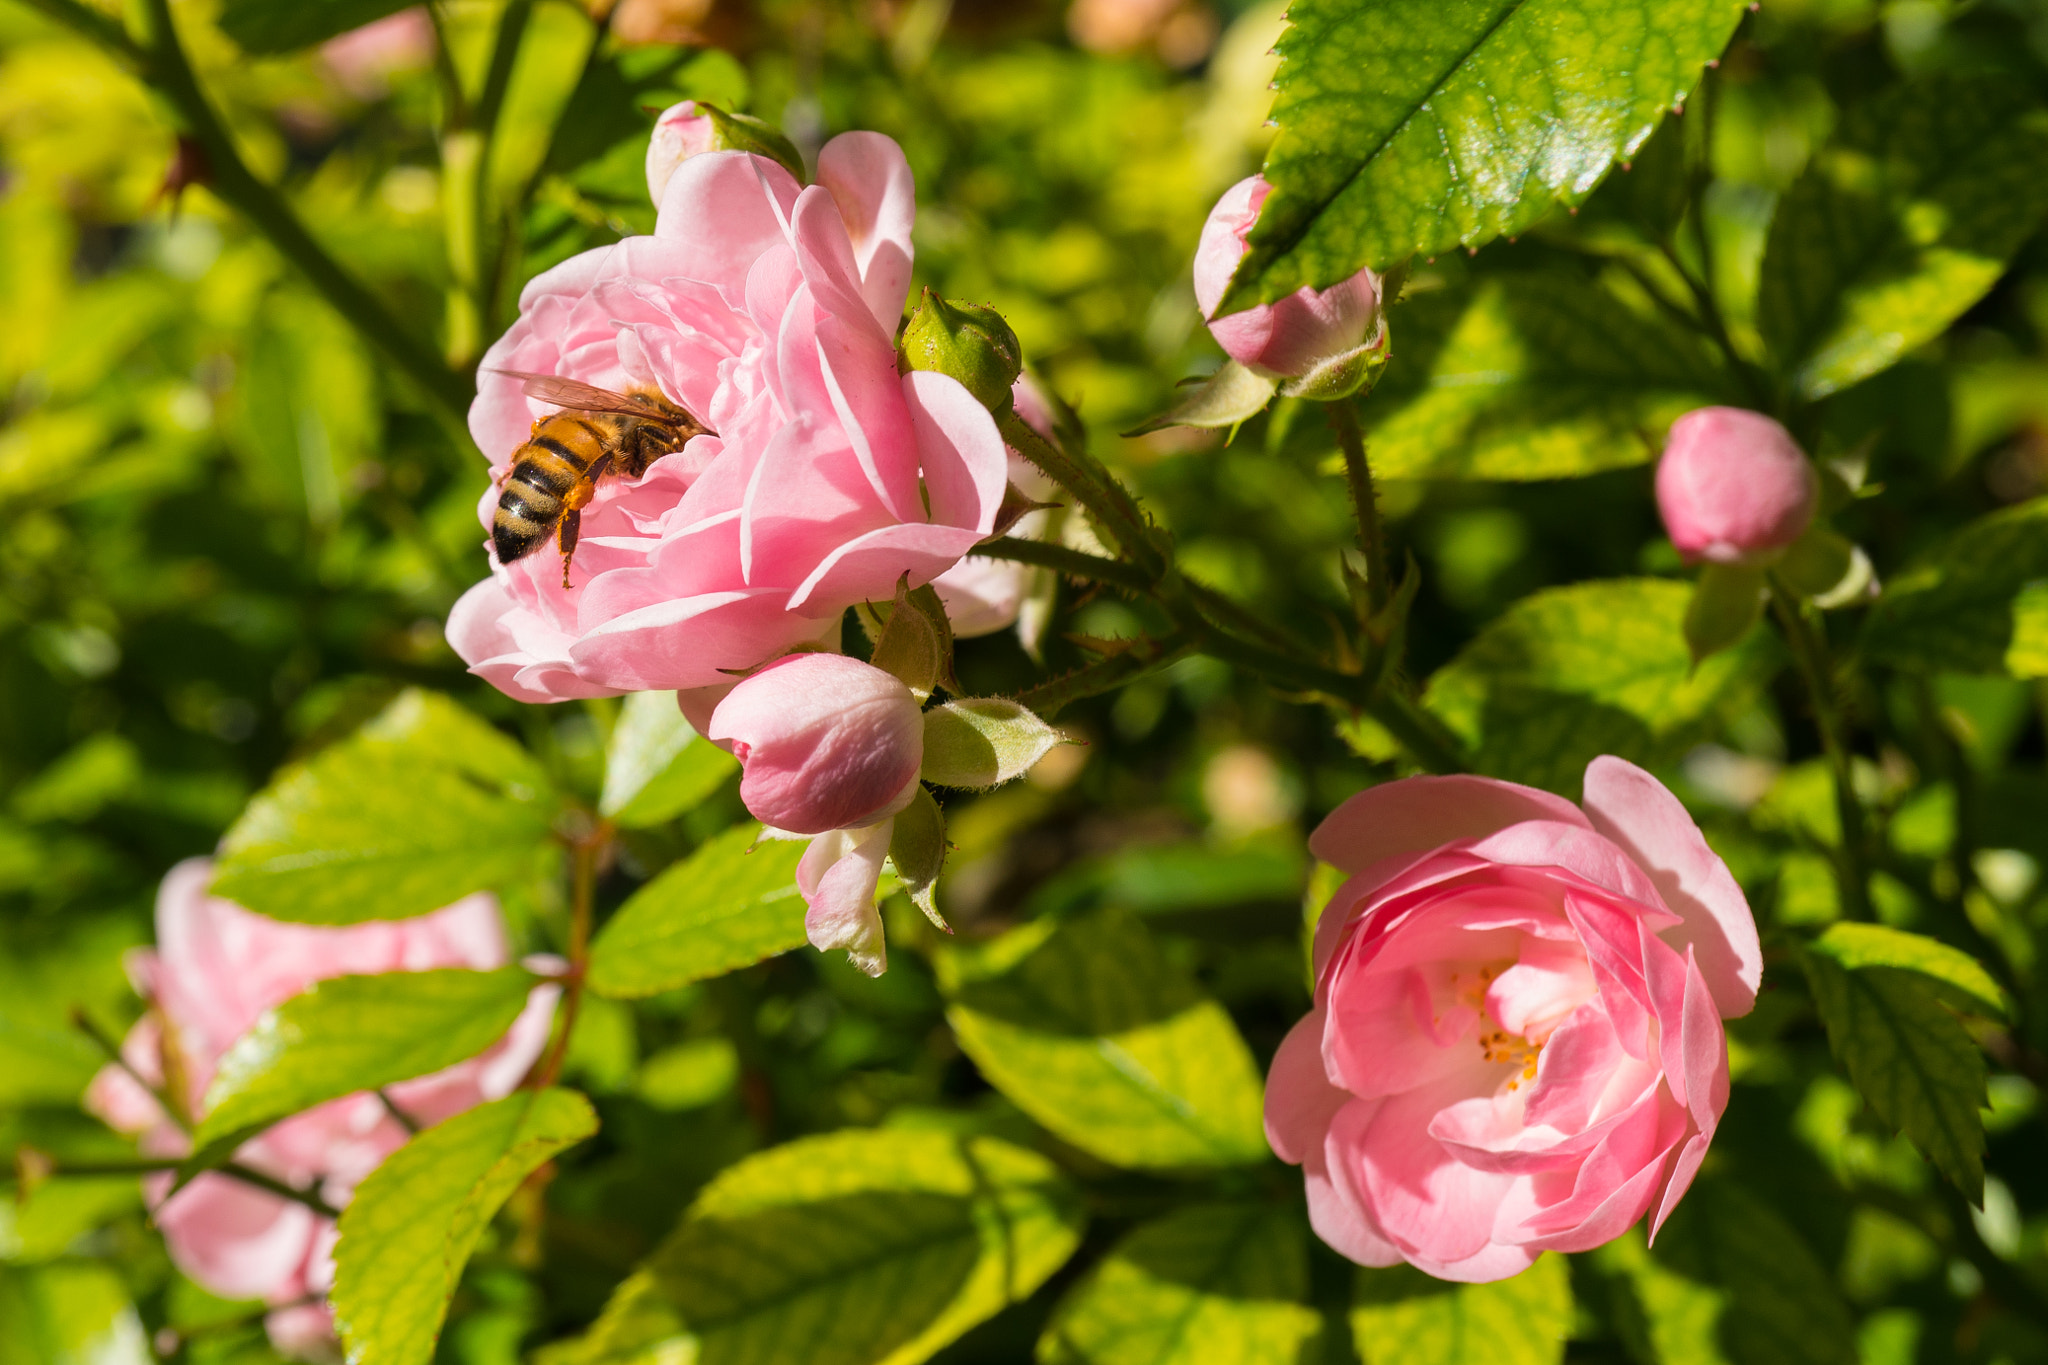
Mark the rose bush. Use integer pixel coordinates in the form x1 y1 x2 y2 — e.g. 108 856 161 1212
88 861 556 1356
448 129 1009 702
1266 758 1760 1282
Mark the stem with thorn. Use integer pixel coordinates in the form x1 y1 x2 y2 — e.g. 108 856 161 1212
528 823 606 1091
1768 579 1872 920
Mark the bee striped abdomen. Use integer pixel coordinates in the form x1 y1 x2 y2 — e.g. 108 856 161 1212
492 419 611 565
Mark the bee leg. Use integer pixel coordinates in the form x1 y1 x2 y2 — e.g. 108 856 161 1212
558 508 582 590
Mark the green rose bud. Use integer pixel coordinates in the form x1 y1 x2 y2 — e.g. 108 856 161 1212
896 289 1023 413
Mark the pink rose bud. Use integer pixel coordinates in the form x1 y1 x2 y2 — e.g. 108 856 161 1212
1194 175 1380 378
1656 407 1818 564
708 653 925 836
644 100 718 205
1269 758 1760 1282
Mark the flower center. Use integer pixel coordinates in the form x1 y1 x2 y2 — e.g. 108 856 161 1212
1476 1027 1543 1090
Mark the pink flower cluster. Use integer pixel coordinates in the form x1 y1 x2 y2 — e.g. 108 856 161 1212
448 130 1008 701
88 861 555 1356
1267 759 1758 1281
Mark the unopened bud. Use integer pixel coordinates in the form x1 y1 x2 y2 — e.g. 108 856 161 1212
1195 175 1381 383
707 653 923 835
1656 407 1818 565
897 290 1023 413
646 100 805 205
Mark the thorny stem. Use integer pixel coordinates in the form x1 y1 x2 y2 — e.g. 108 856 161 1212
1325 397 1390 613
1015 632 1194 719
20 0 472 423
972 536 1151 592
1769 580 1873 920
1000 411 1164 577
21 1153 342 1221
528 824 607 1091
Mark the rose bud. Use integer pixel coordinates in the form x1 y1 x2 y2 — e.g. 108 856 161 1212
898 290 1024 414
1268 757 1760 1282
708 653 925 836
1655 407 1819 565
1194 175 1381 382
644 100 805 205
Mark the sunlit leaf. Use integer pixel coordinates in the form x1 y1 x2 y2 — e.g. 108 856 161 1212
586 826 809 999
1349 1255 1571 1365
1860 498 2048 676
599 691 738 827
1808 923 2007 1020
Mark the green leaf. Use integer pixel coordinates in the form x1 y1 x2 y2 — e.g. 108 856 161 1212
1361 274 1727 480
0 1262 150 1365
217 0 418 54
212 690 559 924
195 967 542 1145
1684 564 1766 666
922 699 1063 789
1860 498 2048 675
2006 581 2048 679
1424 579 1776 794
937 909 1269 1169
1222 0 1747 312
1125 362 1279 436
1758 76 2048 399
1349 1255 1571 1365
599 691 739 827
1802 953 1987 1200
1808 923 2007 1020
1037 1202 1321 1365
1636 1179 1858 1365
557 1129 1084 1365
888 786 948 929
332 1089 598 1365
586 826 809 999
0 1014 102 1107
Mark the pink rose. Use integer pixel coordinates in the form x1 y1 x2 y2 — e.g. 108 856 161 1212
87 861 556 1357
1656 407 1818 565
448 133 1009 702
1267 758 1760 1283
1194 175 1380 378
644 101 717 205
931 375 1059 640
708 653 923 835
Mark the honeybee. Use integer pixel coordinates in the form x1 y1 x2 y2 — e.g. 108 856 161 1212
489 370 713 588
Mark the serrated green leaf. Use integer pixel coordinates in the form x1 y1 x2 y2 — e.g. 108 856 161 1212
1803 954 1986 1200
1349 1255 1570 1365
1038 1202 1320 1365
557 1130 1084 1365
1424 579 1776 794
212 690 559 924
332 1089 598 1365
599 691 738 826
196 967 542 1145
1759 77 2048 399
1361 274 1726 480
586 826 809 999
1223 0 1747 312
217 0 418 54
1861 498 2048 675
937 909 1268 1169
1642 1179 1857 1365
1809 923 2007 1020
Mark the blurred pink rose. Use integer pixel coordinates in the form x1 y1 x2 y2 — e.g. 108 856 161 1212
448 134 1009 702
88 860 555 1356
1194 176 1380 378
932 374 1059 641
1267 758 1759 1283
1656 407 1818 565
320 9 435 100
708 652 923 836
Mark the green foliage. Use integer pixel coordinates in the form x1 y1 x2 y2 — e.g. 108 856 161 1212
920 698 1064 789
938 910 1269 1168
1803 951 1988 1199
585 826 809 999
212 691 561 923
216 0 418 55
0 1261 149 1365
332 1089 599 1365
1227 0 1747 310
1758 77 2048 399
1424 579 1773 793
1808 923 2007 1020
196 966 542 1144
556 1130 1084 1365
1037 1202 1321 1365
598 691 738 827
1350 1255 1571 1365
1364 274 1726 479
1860 497 2048 675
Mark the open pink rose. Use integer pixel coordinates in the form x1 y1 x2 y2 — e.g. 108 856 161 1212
708 652 923 836
87 861 556 1356
1194 175 1380 378
1656 407 1817 565
1268 758 1759 1283
448 133 1009 702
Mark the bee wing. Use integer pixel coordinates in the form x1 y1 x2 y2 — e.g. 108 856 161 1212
491 369 656 418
